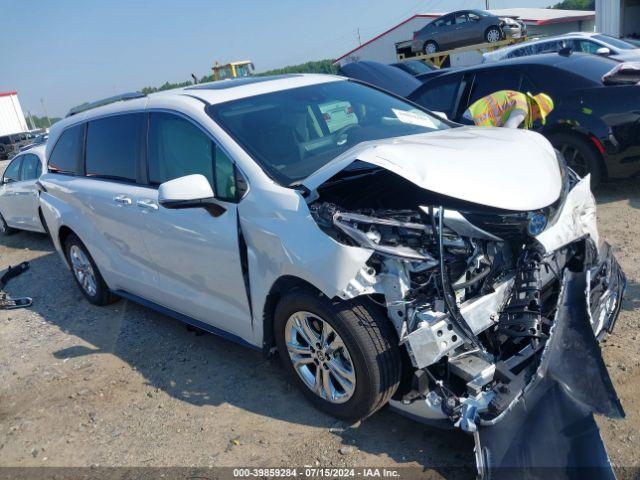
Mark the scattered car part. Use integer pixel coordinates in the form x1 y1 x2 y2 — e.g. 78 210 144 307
0 262 32 310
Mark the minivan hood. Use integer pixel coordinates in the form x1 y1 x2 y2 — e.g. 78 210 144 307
302 127 562 211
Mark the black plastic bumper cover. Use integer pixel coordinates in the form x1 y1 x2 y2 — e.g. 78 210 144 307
477 246 626 480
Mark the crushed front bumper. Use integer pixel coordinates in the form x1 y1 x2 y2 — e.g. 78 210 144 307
390 239 626 426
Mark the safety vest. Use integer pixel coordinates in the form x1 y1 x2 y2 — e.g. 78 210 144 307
467 90 533 129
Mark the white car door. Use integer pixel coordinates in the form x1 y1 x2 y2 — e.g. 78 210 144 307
0 155 23 227
11 153 44 231
134 112 252 340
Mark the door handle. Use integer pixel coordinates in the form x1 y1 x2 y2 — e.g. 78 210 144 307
113 195 132 206
137 199 159 211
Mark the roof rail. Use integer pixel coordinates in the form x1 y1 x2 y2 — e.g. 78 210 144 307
66 92 146 117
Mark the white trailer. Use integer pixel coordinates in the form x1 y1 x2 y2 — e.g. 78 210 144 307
0 91 29 137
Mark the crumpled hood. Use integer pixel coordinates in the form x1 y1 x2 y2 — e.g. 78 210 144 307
303 126 562 211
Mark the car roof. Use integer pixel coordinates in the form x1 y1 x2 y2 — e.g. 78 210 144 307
163 73 343 105
14 144 46 160
429 52 618 78
51 73 346 142
485 32 607 58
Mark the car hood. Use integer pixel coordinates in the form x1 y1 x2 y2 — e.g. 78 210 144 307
302 126 562 212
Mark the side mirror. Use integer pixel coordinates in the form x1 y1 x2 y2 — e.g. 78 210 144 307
158 174 215 209
433 111 449 120
596 47 611 56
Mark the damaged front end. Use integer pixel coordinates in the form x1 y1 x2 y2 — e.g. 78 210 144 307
308 160 626 478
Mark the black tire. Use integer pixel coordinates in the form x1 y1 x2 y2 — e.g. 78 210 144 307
0 212 16 236
64 233 118 306
485 26 502 43
423 40 438 54
274 289 401 421
547 132 604 188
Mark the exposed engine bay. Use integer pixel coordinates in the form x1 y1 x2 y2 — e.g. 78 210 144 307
308 161 626 478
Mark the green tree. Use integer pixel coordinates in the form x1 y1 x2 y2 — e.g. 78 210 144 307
550 0 595 10
26 115 61 129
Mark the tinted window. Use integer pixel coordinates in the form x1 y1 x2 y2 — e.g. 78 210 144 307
85 114 144 182
3 157 22 182
434 15 454 27
48 124 84 174
570 39 603 54
21 154 41 180
468 69 523 105
412 77 461 117
593 34 635 50
148 113 237 201
455 13 468 25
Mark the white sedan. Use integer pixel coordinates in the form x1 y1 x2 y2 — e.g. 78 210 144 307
0 144 47 235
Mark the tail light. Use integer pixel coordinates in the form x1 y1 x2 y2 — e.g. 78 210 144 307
323 113 331 121
346 106 354 114
412 31 418 40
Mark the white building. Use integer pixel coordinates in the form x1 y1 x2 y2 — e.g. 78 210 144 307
596 0 640 38
334 8 596 67
0 91 29 137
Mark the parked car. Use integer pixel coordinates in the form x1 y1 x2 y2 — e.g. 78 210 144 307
0 145 47 235
483 32 640 63
39 76 624 475
341 54 640 187
411 10 525 54
19 132 49 152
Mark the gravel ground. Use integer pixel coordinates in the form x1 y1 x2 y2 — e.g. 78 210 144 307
0 160 638 477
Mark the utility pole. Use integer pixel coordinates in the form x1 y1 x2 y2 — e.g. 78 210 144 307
357 28 362 46
485 0 490 9
40 98 51 127
27 111 36 130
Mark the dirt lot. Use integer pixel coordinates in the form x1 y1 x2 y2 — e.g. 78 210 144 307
1 159 639 477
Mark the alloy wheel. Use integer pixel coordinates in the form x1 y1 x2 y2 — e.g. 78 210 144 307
425 43 437 54
284 311 356 404
559 143 589 177
69 245 97 296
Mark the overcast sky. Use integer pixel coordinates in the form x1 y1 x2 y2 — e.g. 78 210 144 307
1 0 553 117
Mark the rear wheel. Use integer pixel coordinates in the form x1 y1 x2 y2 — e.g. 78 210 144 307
64 233 118 305
0 212 16 236
485 26 502 43
423 41 438 54
548 132 604 188
274 289 401 421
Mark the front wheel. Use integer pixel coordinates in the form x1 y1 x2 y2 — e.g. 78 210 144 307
274 289 401 421
548 132 604 188
485 27 502 43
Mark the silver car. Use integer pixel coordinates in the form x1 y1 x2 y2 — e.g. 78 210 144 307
483 32 640 63
411 10 525 54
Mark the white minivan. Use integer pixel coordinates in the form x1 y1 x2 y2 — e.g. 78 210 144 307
39 75 624 437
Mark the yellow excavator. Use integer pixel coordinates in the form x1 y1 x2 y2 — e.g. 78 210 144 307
212 61 255 81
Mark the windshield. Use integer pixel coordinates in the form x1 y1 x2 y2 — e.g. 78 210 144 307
208 80 448 186
593 34 637 50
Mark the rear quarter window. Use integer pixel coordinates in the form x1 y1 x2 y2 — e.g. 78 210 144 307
412 76 461 117
48 124 85 175
85 113 145 182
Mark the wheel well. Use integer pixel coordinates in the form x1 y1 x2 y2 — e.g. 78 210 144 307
544 128 608 179
261 276 324 354
58 225 74 251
